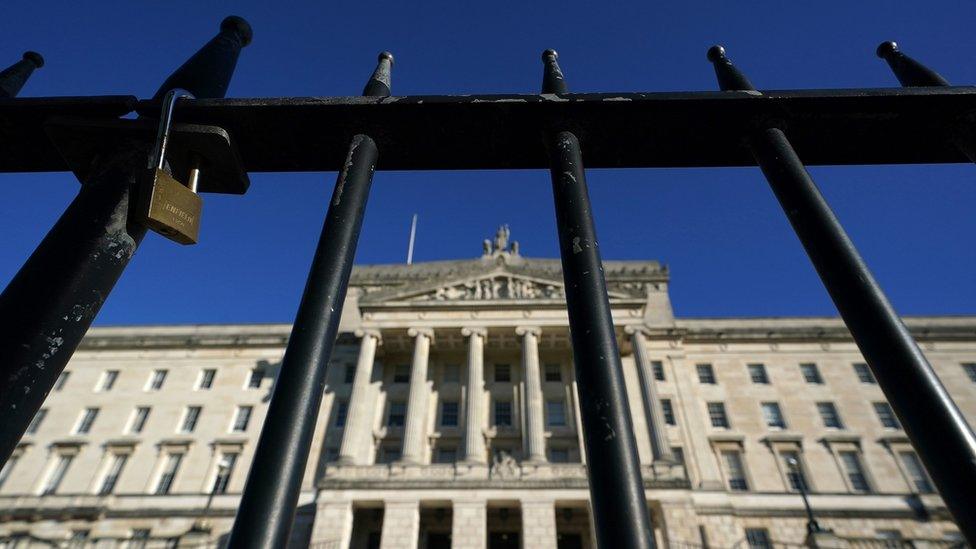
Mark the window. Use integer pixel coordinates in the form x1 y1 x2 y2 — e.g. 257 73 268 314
494 364 511 382
324 447 340 462
387 402 406 427
839 450 871 492
129 407 151 434
548 448 570 463
41 454 73 495
75 407 99 434
147 369 167 391
853 363 876 384
873 402 900 429
661 399 676 426
899 451 933 493
443 364 460 383
876 530 902 545
212 453 238 494
26 408 46 435
154 453 183 494
232 406 253 432
671 447 685 467
441 401 459 427
334 400 349 427
98 453 128 495
761 402 786 430
343 364 356 384
817 402 844 429
707 402 730 429
180 406 202 433
494 400 513 427
435 447 457 464
54 371 70 391
696 364 716 384
546 400 566 427
198 369 217 390
129 529 150 549
68 531 89 548
780 450 809 491
544 363 562 382
721 450 748 491
393 364 410 383
377 446 401 464
745 528 771 549
962 363 976 383
0 454 19 489
800 363 823 384
652 360 665 381
247 368 264 389
97 370 119 391
748 364 769 384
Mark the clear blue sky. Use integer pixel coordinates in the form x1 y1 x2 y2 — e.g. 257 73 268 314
1 1 974 325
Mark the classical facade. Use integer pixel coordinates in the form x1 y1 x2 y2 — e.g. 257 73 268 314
1 231 973 548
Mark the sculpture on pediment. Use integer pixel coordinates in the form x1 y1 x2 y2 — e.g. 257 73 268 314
411 276 566 301
494 225 510 253
491 450 519 479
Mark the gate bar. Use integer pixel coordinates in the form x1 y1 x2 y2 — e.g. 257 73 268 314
542 50 656 549
0 17 251 467
709 45 976 545
227 52 392 549
0 51 43 98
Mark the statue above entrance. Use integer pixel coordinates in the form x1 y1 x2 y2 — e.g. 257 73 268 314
483 224 520 257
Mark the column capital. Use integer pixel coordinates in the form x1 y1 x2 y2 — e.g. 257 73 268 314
354 328 383 343
461 326 487 338
407 327 434 341
624 324 651 337
515 326 541 337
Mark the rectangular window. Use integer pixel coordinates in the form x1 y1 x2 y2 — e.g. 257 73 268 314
839 450 871 493
696 364 716 384
198 369 217 390
800 363 823 384
962 363 976 383
180 406 202 433
435 447 457 464
54 371 70 391
97 370 119 392
393 364 410 383
745 528 771 549
154 453 183 495
873 402 901 429
129 407 151 434
440 401 459 427
443 364 460 383
671 447 685 467
494 400 513 427
652 360 665 381
98 453 128 495
721 450 748 491
334 400 349 427
129 529 150 549
387 402 406 427
41 454 73 495
544 363 562 382
748 364 769 384
546 400 566 427
780 450 809 491
899 451 933 494
212 453 238 494
75 407 99 434
761 402 786 430
247 368 264 389
817 402 844 429
661 399 676 426
68 531 89 548
0 454 19 489
378 446 400 464
343 364 356 384
548 448 570 463
707 402 730 429
494 364 511 382
147 370 167 391
324 447 340 462
26 408 47 435
232 406 253 432
853 363 876 384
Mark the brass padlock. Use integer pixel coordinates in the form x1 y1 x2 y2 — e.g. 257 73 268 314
139 89 203 245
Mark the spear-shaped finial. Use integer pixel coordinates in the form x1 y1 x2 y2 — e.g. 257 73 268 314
363 51 394 97
152 15 253 99
876 41 949 87
541 49 568 94
707 45 755 92
0 51 44 98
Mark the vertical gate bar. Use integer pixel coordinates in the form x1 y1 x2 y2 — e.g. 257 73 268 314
0 17 251 467
542 50 656 549
226 52 393 549
0 51 44 98
709 45 976 545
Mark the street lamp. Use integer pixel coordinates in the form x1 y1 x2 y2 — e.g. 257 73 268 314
788 457 824 534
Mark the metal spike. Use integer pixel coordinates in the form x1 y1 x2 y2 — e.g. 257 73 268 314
876 41 949 87
706 45 755 92
152 15 253 99
362 51 394 97
0 51 44 98
541 49 568 94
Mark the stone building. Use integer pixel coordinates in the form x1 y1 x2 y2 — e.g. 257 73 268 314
0 231 972 548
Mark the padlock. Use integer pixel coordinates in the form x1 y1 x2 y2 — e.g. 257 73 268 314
138 88 203 245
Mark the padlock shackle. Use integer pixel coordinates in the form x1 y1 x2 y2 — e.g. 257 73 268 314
149 88 196 171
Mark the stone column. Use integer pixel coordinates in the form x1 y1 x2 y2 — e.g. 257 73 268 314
452 500 487 549
517 326 546 463
521 499 558 549
400 328 433 464
380 500 421 549
310 500 354 548
338 330 381 465
462 327 488 464
626 326 673 463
